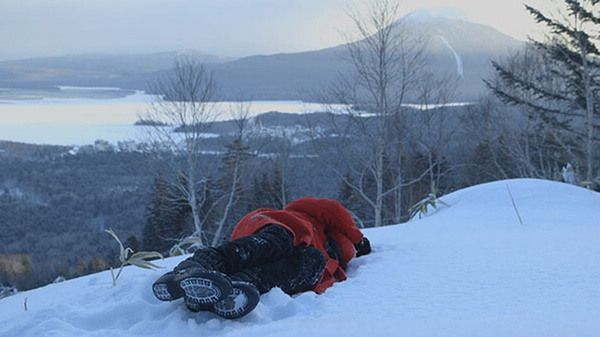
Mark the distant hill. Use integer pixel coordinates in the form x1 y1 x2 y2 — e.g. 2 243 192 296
209 46 347 101
0 12 524 100
0 50 229 90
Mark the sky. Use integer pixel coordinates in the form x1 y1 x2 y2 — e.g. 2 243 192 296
0 0 551 61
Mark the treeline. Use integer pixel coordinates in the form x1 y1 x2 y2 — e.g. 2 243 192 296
0 140 346 290
0 152 156 289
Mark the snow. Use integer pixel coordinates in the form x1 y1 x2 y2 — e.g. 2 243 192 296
439 35 464 77
405 8 467 21
1 179 599 337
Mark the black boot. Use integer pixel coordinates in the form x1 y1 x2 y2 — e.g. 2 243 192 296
233 246 327 295
187 225 295 275
152 262 232 304
184 246 325 319
186 280 260 320
153 225 294 306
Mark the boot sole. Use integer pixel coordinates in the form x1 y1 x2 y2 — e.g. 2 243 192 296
152 272 183 301
179 271 233 305
209 281 260 319
153 282 178 301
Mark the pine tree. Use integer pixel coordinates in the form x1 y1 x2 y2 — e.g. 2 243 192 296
250 162 290 210
269 161 289 209
210 138 253 245
126 234 140 253
142 175 188 254
487 0 600 188
338 172 370 227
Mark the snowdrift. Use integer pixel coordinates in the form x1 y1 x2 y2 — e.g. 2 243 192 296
1 179 599 337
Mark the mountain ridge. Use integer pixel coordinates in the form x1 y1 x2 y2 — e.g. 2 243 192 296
0 13 524 100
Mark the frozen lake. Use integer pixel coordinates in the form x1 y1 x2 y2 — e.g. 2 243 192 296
0 89 329 146
0 87 472 146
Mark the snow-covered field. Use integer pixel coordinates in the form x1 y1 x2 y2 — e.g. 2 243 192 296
1 179 599 337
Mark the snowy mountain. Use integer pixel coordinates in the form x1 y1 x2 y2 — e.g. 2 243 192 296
404 9 522 55
211 12 523 101
402 11 523 97
2 179 598 337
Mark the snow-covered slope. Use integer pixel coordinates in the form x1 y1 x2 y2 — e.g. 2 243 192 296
1 179 599 337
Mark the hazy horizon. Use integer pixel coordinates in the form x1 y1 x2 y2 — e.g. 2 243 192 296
0 0 550 61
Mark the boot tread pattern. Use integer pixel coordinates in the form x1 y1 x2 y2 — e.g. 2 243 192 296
210 281 260 319
213 287 248 318
180 278 222 304
152 284 173 301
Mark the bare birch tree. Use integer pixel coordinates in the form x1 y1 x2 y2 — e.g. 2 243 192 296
409 72 459 209
141 58 219 247
315 0 430 226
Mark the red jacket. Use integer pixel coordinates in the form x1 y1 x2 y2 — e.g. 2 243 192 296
231 197 364 293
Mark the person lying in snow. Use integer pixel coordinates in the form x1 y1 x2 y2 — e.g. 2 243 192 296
152 197 371 319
